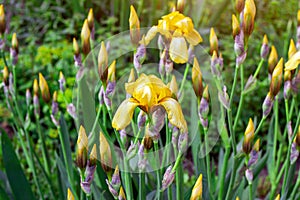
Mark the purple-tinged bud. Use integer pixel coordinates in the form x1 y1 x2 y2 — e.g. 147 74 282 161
172 127 179 145
26 89 31 107
188 45 195 64
58 71 66 92
151 107 165 133
67 103 77 119
33 94 40 116
287 121 293 141
290 143 299 164
74 54 82 68
262 92 274 118
119 129 127 144
248 149 258 167
158 35 165 51
162 166 175 191
104 92 112 109
111 166 121 190
52 100 59 115
284 81 291 100
134 44 146 72
218 86 230 110
178 132 188 154
260 35 269 60
244 75 256 94
51 114 59 127
106 81 116 97
106 179 119 198
165 59 174 75
127 141 137 160
159 56 165 77
10 48 18 66
291 71 300 95
98 86 104 105
138 143 147 171
211 51 220 77
137 110 147 129
234 31 244 57
8 72 14 96
245 169 253 184
199 98 209 127
236 51 247 66
218 53 224 70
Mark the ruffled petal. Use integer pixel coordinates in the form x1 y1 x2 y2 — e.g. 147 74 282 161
159 97 187 132
184 29 203 46
169 37 188 64
112 98 139 130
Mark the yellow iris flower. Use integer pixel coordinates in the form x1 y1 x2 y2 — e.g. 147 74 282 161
285 51 300 71
144 11 202 64
112 74 187 132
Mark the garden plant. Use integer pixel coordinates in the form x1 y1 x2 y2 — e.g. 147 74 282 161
0 0 300 200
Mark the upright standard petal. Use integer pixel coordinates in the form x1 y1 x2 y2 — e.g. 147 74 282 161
169 37 188 64
112 98 139 130
159 97 187 132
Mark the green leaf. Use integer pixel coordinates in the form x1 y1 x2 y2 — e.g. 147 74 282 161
0 184 10 200
1 131 36 200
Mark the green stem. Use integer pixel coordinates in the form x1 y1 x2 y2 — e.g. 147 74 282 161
218 147 230 200
253 59 264 79
154 142 161 200
90 105 102 136
204 129 212 198
139 173 145 200
233 65 245 132
290 172 300 199
254 117 266 137
175 158 182 200
249 183 253 200
225 157 238 200
272 98 279 174
178 63 190 97
36 115 51 175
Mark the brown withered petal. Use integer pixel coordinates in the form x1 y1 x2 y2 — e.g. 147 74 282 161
38 73 50 103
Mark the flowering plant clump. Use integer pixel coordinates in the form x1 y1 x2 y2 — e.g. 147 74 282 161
0 1 300 200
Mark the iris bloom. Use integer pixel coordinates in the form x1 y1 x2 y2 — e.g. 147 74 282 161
112 74 187 132
285 51 300 71
144 11 202 64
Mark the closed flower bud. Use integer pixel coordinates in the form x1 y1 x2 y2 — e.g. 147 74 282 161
133 42 146 72
243 118 255 154
211 50 220 77
111 166 121 190
284 71 292 99
129 5 140 46
12 33 18 53
275 194 280 200
128 68 135 83
190 173 203 200
87 8 94 31
260 34 269 60
178 132 188 154
177 0 185 13
51 91 58 115
169 75 178 98
298 10 300 26
161 166 175 191
245 168 253 184
288 39 297 59
243 0 256 38
232 14 240 39
98 41 108 84
0 5 5 35
108 60 116 83
33 94 40 116
262 92 274 117
81 19 90 55
143 133 153 150
67 188 75 200
192 57 203 100
76 126 88 169
67 103 77 119
199 86 209 129
89 144 97 165
2 66 8 86
209 28 218 54
137 110 147 129
26 89 31 107
119 186 126 200
235 0 245 13
290 142 299 164
234 31 244 57
253 138 260 152
218 85 230 110
99 131 112 173
270 58 283 97
58 71 66 92
268 45 278 75
106 179 118 198
73 38 79 56
39 73 51 103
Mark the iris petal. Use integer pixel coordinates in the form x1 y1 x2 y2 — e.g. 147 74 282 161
112 98 139 130
184 29 203 46
169 37 188 64
159 97 187 132
285 51 300 71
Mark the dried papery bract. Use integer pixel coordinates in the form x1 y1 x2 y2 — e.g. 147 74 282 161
192 57 203 101
99 132 112 173
81 19 90 55
76 126 88 169
242 118 255 154
209 28 218 54
129 5 140 46
269 58 283 98
190 174 202 200
0 5 5 36
39 73 51 103
268 45 278 75
98 41 108 85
